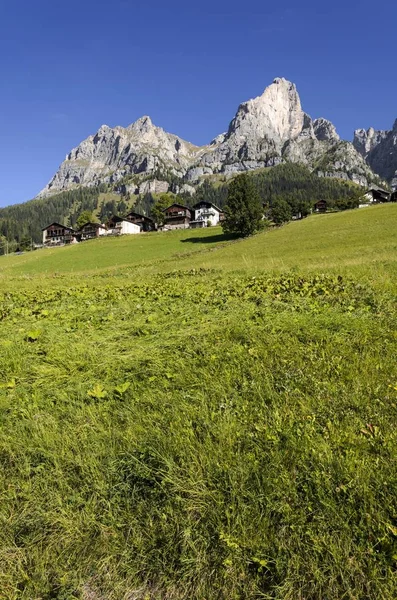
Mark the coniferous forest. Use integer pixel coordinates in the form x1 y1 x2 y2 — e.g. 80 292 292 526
0 164 364 252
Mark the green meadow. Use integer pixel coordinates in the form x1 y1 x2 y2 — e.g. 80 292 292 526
0 204 396 599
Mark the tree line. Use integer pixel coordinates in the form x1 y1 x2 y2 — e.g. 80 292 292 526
0 163 365 252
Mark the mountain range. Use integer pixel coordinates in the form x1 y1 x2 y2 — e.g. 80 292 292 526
37 77 396 199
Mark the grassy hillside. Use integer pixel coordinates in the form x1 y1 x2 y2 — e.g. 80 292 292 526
1 203 395 279
0 163 364 249
0 205 396 599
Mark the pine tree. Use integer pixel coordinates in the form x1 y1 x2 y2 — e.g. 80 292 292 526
222 174 263 236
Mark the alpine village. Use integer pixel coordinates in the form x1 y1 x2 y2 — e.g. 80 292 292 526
41 185 394 248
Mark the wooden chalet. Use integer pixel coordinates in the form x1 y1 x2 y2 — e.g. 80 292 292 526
106 215 141 235
79 222 107 240
42 222 77 245
163 204 192 230
314 200 327 213
363 185 390 204
124 211 156 232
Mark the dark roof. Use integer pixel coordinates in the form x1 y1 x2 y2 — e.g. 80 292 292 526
79 222 107 230
108 214 123 223
107 214 138 225
125 211 154 222
193 200 222 212
42 222 75 231
367 185 389 194
163 203 191 212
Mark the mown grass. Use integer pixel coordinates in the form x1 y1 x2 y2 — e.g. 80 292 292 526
0 205 397 599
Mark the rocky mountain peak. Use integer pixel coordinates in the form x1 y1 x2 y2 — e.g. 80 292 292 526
353 127 389 157
37 76 385 197
129 115 154 133
97 124 111 135
354 119 397 189
229 76 304 144
313 118 340 143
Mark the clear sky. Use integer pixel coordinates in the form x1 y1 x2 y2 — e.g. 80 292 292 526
1 0 396 207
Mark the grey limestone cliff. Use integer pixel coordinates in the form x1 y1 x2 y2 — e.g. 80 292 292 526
38 78 381 197
38 116 205 197
354 122 397 188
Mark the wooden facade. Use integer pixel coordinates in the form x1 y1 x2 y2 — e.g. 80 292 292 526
314 200 327 213
163 204 192 229
79 222 107 240
364 186 390 204
124 211 156 232
42 222 77 245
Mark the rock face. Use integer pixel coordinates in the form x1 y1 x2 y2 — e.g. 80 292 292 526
38 78 381 197
185 78 371 185
354 122 397 188
353 127 389 156
186 78 310 179
137 179 170 195
313 118 340 143
316 141 377 187
38 117 204 197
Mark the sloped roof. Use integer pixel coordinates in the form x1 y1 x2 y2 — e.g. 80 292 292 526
108 214 139 225
125 211 155 222
366 185 389 194
193 200 223 212
79 222 107 230
162 203 191 212
42 222 75 232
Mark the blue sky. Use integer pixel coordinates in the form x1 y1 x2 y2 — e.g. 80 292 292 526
0 0 396 206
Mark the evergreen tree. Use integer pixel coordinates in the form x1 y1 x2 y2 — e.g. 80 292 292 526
222 174 263 236
151 193 182 225
76 210 94 228
269 197 293 224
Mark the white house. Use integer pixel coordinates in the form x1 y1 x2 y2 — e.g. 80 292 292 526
191 201 223 227
107 215 141 235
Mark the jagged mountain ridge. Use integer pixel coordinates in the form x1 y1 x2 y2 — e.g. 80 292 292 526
38 116 206 197
353 121 397 189
38 78 381 197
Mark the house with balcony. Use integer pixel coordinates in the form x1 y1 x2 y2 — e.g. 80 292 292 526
362 185 390 204
163 204 192 230
107 215 141 235
190 201 223 228
42 222 78 245
124 211 156 232
79 222 108 240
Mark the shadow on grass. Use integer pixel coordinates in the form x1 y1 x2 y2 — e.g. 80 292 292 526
180 232 240 244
